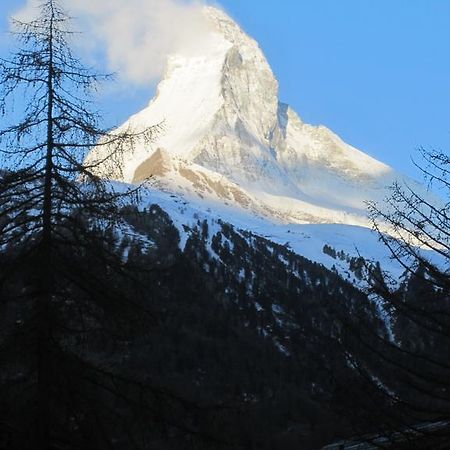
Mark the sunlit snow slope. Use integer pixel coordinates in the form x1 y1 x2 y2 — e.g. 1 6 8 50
88 6 422 228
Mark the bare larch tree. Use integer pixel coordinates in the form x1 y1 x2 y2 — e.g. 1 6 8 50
0 1 160 448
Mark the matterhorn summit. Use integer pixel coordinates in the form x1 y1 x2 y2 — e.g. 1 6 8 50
88 6 411 227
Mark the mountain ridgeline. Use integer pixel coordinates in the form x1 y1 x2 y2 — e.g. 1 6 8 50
81 6 448 447
87 6 431 229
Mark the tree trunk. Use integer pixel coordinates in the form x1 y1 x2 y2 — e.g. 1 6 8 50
37 3 55 449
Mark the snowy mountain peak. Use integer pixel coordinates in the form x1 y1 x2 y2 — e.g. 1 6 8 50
202 6 256 44
88 7 415 227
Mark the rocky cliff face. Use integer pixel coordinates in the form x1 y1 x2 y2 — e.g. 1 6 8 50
87 6 415 227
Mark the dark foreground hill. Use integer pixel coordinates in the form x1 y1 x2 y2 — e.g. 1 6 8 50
0 203 446 449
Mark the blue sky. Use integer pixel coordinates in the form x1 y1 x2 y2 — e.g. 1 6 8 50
1 0 450 178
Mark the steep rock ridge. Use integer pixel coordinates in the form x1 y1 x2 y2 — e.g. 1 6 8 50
190 7 285 188
88 6 408 226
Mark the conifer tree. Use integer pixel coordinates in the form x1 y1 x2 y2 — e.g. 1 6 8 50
362 148 450 444
0 1 158 448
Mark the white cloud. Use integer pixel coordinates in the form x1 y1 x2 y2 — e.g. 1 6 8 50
13 0 212 85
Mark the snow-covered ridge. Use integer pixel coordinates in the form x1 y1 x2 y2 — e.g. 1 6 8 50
87 6 422 227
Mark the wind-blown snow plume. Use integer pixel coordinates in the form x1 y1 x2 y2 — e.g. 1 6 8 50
13 0 212 85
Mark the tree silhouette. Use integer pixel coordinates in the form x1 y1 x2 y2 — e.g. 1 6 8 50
360 148 450 446
0 1 159 448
